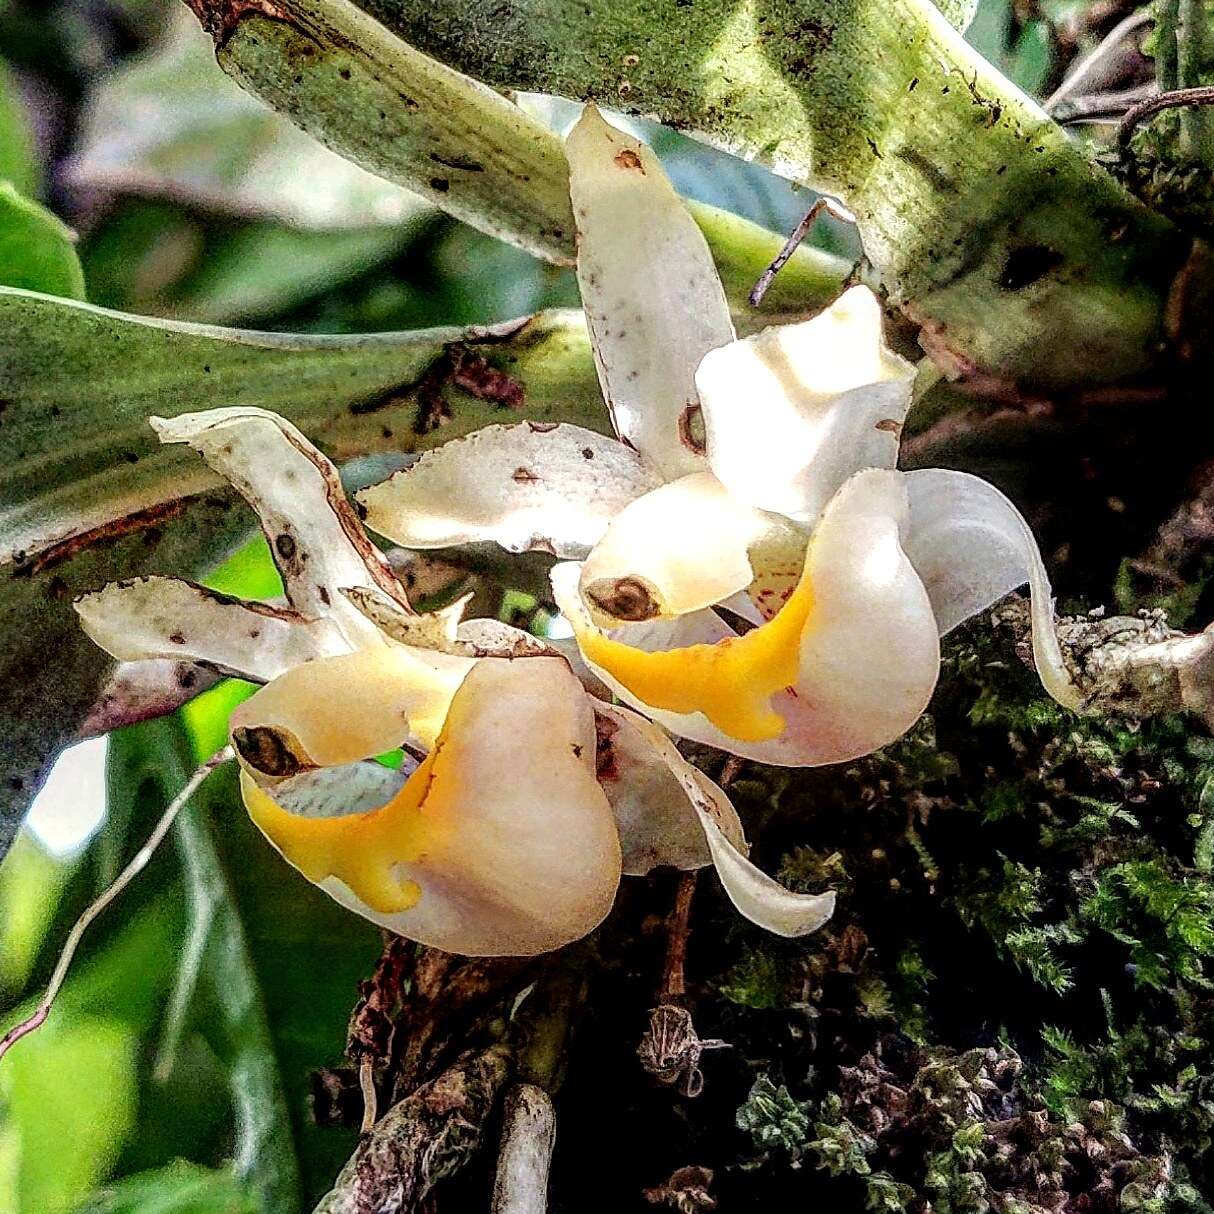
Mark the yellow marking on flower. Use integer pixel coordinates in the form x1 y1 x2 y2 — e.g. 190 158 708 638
240 748 447 915
577 567 814 742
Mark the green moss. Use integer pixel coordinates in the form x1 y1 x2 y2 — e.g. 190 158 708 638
735 1076 812 1160
717 948 793 1011
699 603 1214 1207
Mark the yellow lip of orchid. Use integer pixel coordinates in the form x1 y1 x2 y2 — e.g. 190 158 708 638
241 761 433 914
572 558 815 743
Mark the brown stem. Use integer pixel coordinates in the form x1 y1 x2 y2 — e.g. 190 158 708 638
660 872 697 1004
1118 85 1214 150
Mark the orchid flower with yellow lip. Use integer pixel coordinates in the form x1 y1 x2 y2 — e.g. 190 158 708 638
74 406 835 957
356 106 1083 767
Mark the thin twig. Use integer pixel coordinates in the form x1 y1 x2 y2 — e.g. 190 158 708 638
0 745 235 1062
660 872 697 1003
1118 85 1214 151
1052 83 1158 126
749 197 856 307
1045 9 1153 113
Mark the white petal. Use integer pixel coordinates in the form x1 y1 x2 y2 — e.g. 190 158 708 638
578 473 805 623
553 470 941 765
901 467 1081 709
592 701 744 875
567 106 734 478
596 703 833 936
241 657 622 956
230 643 477 772
74 575 343 681
697 286 915 524
153 407 409 647
357 422 659 557
698 809 835 937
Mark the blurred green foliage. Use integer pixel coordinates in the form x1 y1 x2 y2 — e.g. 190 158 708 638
0 542 380 1212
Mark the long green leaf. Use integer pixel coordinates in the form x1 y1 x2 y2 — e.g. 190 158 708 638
188 0 576 261
184 0 853 314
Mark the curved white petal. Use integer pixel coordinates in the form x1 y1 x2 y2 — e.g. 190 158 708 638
229 643 477 773
578 473 805 623
592 701 744 875
697 286 915 524
700 810 835 937
240 657 622 957
553 470 941 765
357 422 659 557
567 106 734 478
74 575 343 681
902 468 1080 709
597 704 834 936
153 407 408 648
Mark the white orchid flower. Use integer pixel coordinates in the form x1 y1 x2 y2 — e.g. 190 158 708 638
75 407 834 957
357 106 1082 766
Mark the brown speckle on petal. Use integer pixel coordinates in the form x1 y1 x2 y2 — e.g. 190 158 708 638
678 403 707 454
613 148 645 172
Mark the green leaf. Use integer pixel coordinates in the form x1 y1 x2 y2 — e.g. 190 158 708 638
1 1017 139 1213
195 0 576 261
0 897 186 1214
186 0 852 321
74 1162 259 1214
108 719 303 1212
0 185 85 299
0 831 73 998
344 0 1184 386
